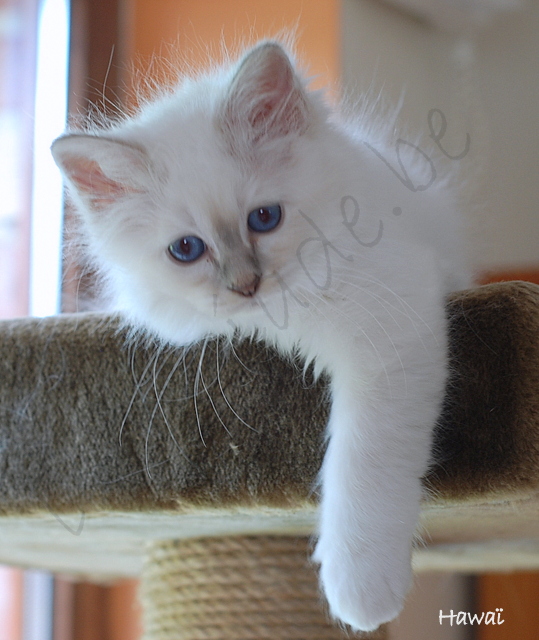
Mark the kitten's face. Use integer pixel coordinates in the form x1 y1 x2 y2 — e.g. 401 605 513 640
110 128 325 340
52 42 333 343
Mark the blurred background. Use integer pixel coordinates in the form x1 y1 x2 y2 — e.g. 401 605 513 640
1 0 538 638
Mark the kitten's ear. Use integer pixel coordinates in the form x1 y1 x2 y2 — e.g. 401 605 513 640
221 42 310 147
51 134 151 211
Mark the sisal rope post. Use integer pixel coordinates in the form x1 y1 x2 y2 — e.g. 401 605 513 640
140 536 387 640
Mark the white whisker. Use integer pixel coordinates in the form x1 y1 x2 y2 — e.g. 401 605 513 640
193 339 209 447
120 343 161 446
229 340 256 378
151 348 193 462
198 351 233 438
216 340 259 433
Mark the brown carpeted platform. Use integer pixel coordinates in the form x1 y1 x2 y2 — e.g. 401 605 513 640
1 281 539 580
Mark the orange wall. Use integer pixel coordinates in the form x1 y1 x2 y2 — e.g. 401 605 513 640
477 572 539 640
124 0 340 94
70 580 142 640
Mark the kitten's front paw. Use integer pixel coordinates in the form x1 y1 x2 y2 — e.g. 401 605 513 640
313 540 412 632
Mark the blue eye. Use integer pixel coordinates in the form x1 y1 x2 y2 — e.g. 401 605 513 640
247 204 282 233
168 236 206 263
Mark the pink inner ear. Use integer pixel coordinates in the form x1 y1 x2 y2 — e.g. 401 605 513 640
225 45 308 142
64 156 136 209
249 56 294 129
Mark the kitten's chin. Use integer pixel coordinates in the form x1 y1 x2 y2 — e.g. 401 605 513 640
213 294 261 320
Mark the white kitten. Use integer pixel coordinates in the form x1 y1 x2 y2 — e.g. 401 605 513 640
52 42 470 631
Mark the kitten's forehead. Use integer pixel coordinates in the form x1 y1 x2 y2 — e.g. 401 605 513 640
156 127 240 198
144 94 282 239
155 124 259 230
159 154 252 249
177 164 246 227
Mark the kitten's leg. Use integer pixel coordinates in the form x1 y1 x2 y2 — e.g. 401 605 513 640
313 325 446 631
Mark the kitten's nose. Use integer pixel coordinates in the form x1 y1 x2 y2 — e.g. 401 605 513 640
228 274 261 297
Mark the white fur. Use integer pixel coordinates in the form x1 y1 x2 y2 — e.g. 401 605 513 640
52 42 470 631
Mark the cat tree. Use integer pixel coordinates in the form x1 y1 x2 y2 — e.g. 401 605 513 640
2 281 539 638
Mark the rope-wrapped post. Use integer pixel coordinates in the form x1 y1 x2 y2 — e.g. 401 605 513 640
140 536 387 639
